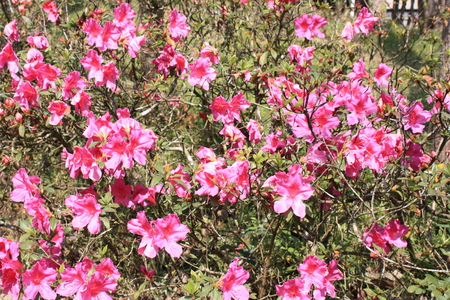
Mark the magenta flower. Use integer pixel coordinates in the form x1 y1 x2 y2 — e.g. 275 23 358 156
188 57 217 90
42 1 59 23
153 214 191 258
276 277 311 300
354 7 379 35
0 42 19 73
373 63 392 87
128 212 190 258
263 164 315 218
65 193 102 234
10 168 41 203
168 9 191 40
221 258 250 300
294 14 327 40
4 19 19 42
22 259 58 300
48 101 71 125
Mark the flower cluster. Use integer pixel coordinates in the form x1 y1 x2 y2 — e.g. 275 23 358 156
276 256 343 300
127 212 190 258
63 108 157 181
362 219 409 255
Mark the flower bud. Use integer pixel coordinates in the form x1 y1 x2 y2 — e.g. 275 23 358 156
4 98 15 109
14 112 23 123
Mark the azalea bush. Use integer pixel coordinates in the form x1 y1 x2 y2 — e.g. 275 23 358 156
0 0 450 299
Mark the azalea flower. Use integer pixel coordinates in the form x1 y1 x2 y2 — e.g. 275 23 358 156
221 258 250 300
373 63 392 87
127 212 190 258
0 42 19 73
42 1 59 22
48 101 70 125
294 14 327 40
4 19 19 42
188 57 216 90
168 9 191 40
22 259 58 300
65 193 102 234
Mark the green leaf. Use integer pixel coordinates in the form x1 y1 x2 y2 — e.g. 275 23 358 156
100 217 110 229
102 206 117 213
20 241 32 250
151 174 163 186
425 274 439 286
183 280 200 295
259 51 269 66
18 125 25 137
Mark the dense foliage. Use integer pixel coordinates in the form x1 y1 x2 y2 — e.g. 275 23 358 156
0 0 449 299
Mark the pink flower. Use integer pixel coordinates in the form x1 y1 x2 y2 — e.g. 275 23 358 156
97 61 120 90
246 119 262 144
340 21 354 40
153 214 190 258
71 90 92 116
13 80 40 110
22 259 58 300
42 1 59 23
127 211 159 258
114 3 136 26
402 101 432 133
110 178 133 208
0 42 19 73
263 164 315 218
39 224 64 260
4 20 19 42
287 45 314 66
48 101 70 125
354 7 378 35
276 277 311 300
65 193 102 234
62 71 87 100
347 59 368 80
152 44 188 79
27 36 49 49
36 63 62 90
200 44 220 64
168 9 191 40
221 258 250 300
57 257 119 299
80 49 104 83
384 219 409 248
210 92 250 124
294 14 327 40
188 57 217 90
10 168 41 203
373 63 392 87
128 212 190 258
362 220 408 254
297 256 343 300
